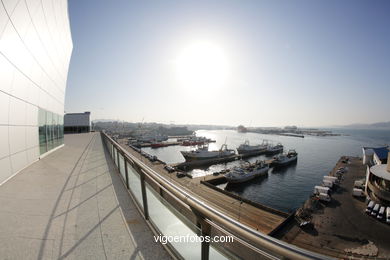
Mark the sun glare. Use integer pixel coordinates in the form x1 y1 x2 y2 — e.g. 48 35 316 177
175 41 228 89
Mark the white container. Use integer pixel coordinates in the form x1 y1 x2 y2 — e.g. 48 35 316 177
318 193 331 202
323 180 333 188
314 186 330 195
352 188 365 197
324 176 338 184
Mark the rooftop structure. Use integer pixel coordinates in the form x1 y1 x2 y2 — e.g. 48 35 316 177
64 112 91 133
366 151 390 205
362 146 389 165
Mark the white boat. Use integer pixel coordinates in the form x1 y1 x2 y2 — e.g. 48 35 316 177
180 144 235 161
265 143 284 155
271 149 298 168
225 161 269 184
236 140 268 154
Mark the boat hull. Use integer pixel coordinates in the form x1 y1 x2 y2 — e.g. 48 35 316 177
181 151 235 161
225 167 269 184
271 156 297 168
265 148 283 155
237 148 267 155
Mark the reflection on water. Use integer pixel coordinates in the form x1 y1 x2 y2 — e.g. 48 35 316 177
142 129 390 212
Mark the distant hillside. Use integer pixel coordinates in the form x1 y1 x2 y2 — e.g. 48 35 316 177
342 121 390 129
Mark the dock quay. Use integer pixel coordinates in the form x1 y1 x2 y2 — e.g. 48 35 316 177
276 156 390 259
117 138 289 235
137 141 182 148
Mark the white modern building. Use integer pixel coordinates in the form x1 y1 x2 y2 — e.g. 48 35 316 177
0 0 73 184
64 111 91 133
365 150 390 205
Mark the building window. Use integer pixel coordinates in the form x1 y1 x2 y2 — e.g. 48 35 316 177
38 108 64 155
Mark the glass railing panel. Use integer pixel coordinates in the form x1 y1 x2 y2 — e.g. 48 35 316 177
209 222 279 259
145 182 201 259
209 246 229 260
118 154 126 180
113 147 118 167
127 162 144 209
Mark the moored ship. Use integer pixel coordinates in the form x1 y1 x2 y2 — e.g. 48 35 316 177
271 149 298 168
237 140 268 154
265 143 284 155
180 144 235 161
225 161 269 184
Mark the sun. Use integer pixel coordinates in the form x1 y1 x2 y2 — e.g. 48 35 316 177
175 41 228 89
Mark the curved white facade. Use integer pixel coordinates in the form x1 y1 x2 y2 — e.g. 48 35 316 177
0 0 72 183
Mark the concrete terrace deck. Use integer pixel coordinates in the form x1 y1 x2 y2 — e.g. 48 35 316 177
0 133 170 260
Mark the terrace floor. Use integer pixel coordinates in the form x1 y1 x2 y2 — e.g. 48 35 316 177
0 133 170 259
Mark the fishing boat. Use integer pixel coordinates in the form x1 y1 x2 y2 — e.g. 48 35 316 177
271 149 298 168
236 140 268 154
225 161 269 184
151 142 169 148
181 136 208 146
180 144 235 161
265 143 284 155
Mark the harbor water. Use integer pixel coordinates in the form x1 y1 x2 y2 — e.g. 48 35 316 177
142 129 390 212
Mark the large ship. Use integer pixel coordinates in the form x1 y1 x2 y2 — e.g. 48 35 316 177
271 149 298 168
225 161 269 184
236 140 268 154
265 143 284 155
180 144 235 161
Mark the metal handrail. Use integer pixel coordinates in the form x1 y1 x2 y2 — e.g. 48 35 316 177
102 132 333 260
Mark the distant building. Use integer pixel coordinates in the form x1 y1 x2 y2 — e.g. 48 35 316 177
237 125 248 133
365 149 390 205
64 112 91 133
284 126 298 131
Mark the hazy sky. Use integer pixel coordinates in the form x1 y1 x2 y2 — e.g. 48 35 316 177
65 0 390 127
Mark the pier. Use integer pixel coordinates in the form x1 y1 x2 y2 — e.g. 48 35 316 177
276 156 390 258
118 138 288 235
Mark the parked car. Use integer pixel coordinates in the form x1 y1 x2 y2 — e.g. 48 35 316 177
377 206 386 220
371 204 380 216
338 167 346 173
352 188 365 197
164 165 175 173
386 207 390 224
366 201 375 214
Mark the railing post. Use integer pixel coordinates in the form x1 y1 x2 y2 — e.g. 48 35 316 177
192 209 211 260
138 168 149 220
200 219 211 260
124 158 130 189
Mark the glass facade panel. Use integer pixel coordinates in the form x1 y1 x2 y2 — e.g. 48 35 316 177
46 111 53 150
39 109 47 155
53 113 58 148
38 108 64 155
59 115 64 145
127 162 143 208
146 183 201 258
